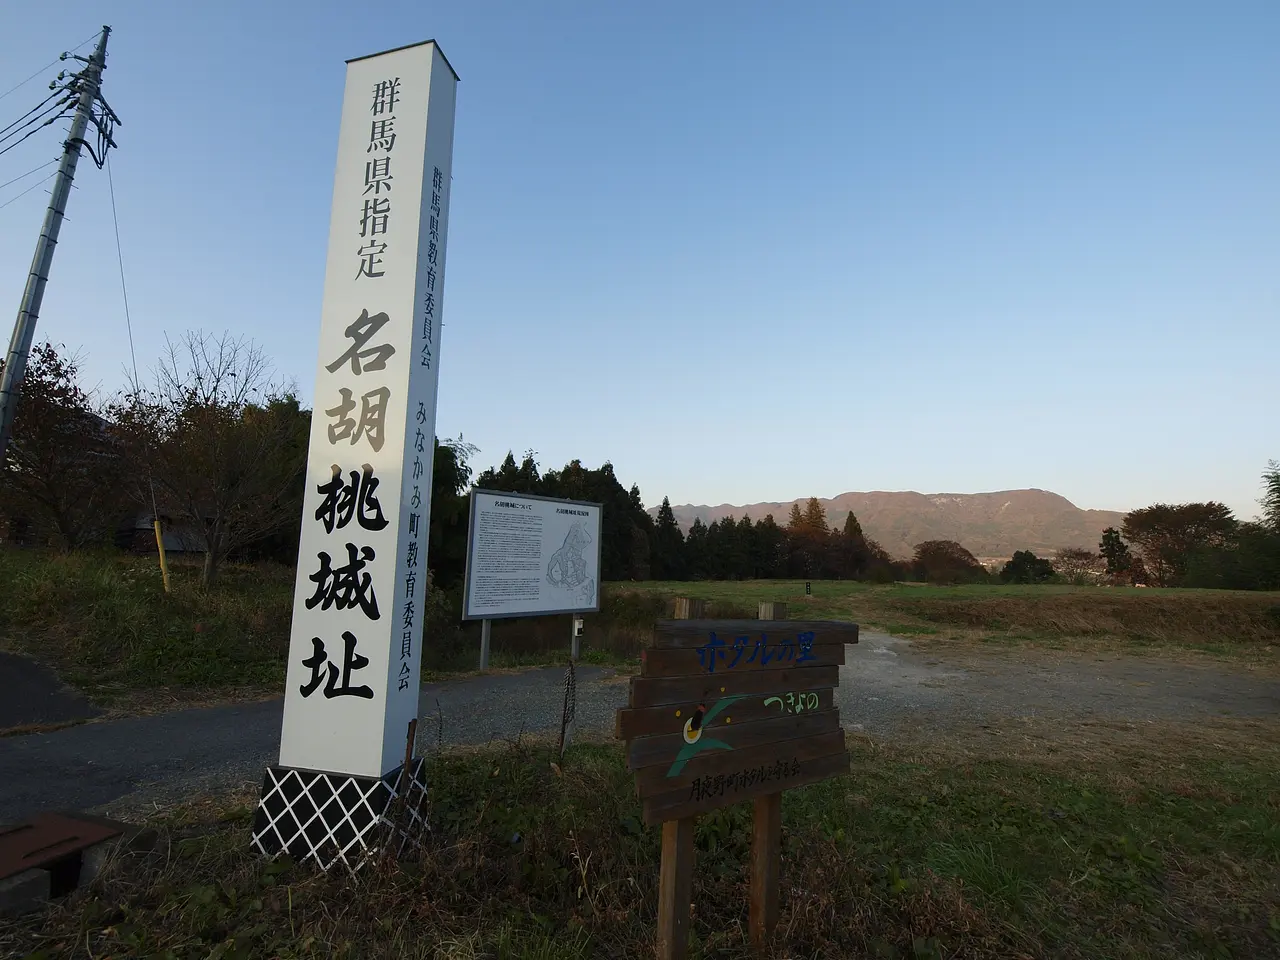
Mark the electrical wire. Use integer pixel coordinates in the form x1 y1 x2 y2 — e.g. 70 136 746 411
107 153 167 585
0 159 56 193
0 97 74 147
0 105 74 159
106 153 140 387
0 29 102 103
0 87 70 140
0 58 64 104
0 171 56 211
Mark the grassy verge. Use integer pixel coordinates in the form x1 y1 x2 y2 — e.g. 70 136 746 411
0 549 293 707
6 720 1278 959
0 550 703 703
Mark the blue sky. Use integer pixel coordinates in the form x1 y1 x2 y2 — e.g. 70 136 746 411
1 2 1276 522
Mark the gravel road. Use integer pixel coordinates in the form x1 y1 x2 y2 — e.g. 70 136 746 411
1 631 1276 823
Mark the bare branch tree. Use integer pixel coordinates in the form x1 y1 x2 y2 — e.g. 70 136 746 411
1053 547 1105 585
112 331 308 587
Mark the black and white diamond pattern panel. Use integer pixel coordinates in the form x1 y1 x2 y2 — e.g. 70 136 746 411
251 760 427 871
386 759 431 858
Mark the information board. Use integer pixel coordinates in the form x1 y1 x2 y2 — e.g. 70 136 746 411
462 489 603 620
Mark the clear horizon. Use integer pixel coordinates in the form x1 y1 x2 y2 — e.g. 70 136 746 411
2 2 1276 523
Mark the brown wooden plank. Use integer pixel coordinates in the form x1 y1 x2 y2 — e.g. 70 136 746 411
628 708 839 772
750 793 781 951
672 598 705 620
649 620 859 650
640 642 844 679
656 817 694 959
642 749 849 825
0 814 123 881
757 602 787 620
629 664 838 709
617 688 835 740
634 729 846 798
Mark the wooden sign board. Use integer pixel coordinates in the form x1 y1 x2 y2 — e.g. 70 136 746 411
619 619 857 826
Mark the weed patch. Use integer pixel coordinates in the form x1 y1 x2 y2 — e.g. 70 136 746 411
6 722 1279 959
0 550 293 701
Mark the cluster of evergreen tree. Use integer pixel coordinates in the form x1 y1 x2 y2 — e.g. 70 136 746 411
474 451 898 584
654 496 900 582
474 452 655 582
469 454 1280 591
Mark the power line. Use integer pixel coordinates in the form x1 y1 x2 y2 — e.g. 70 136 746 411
0 30 102 103
0 105 74 159
107 150 166 583
0 58 65 105
106 153 140 383
0 171 56 211
0 87 70 140
0 159 56 193
0 106 74 161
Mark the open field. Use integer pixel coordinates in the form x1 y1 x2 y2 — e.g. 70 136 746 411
1 550 1276 713
4 719 1278 960
613 581 1280 663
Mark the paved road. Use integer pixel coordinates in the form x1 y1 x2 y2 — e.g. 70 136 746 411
0 667 616 824
2 633 1277 823
0 651 100 730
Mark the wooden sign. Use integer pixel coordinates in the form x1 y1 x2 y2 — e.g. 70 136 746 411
618 602 857 958
621 619 856 826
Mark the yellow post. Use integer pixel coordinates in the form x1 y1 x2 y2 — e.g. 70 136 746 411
153 518 171 594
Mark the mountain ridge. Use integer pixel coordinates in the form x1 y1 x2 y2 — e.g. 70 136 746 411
650 488 1127 562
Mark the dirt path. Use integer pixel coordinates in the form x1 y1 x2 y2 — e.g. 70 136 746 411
1 634 1276 823
841 631 1279 731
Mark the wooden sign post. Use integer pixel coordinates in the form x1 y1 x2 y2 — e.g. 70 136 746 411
616 599 857 957
751 600 785 948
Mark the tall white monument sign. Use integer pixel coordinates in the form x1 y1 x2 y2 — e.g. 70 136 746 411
253 39 457 869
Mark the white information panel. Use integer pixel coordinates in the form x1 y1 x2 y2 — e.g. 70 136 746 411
463 490 603 620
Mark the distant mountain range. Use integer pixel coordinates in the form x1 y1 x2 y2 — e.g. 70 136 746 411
652 489 1126 562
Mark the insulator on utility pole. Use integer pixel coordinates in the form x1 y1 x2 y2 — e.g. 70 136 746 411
0 26 113 468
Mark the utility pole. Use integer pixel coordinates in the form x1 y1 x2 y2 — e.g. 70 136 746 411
0 26 112 468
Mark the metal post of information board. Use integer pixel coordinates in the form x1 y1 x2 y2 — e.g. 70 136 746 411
479 618 491 671
571 615 584 661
